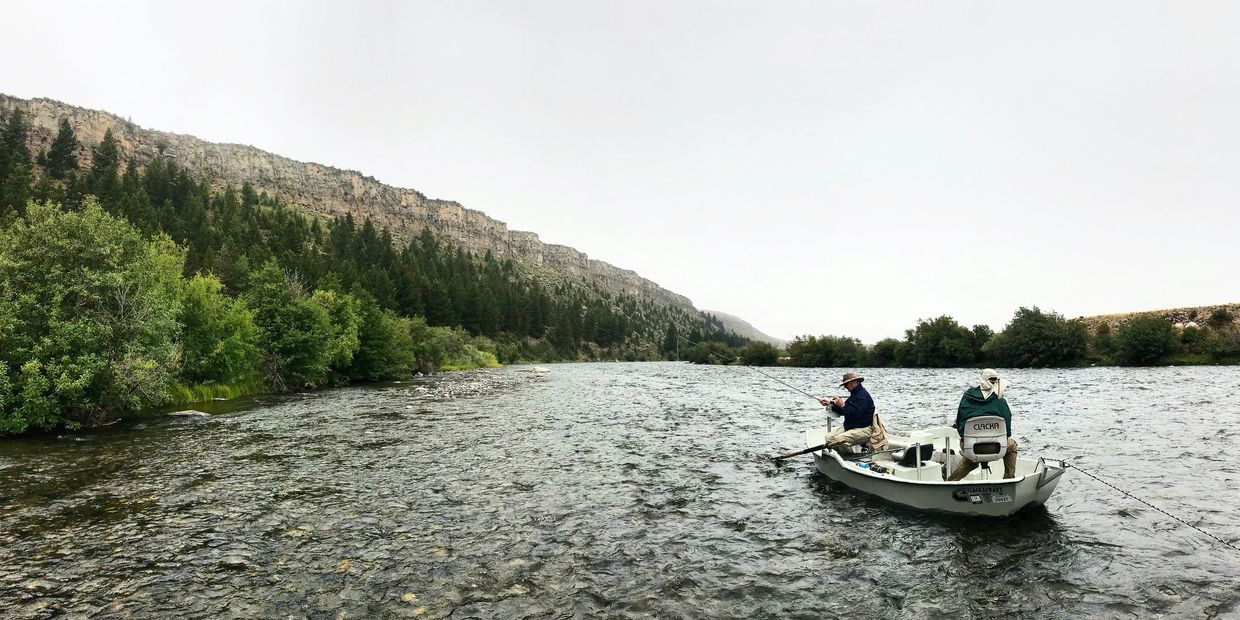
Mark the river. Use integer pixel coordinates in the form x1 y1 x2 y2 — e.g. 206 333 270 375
2 363 1239 618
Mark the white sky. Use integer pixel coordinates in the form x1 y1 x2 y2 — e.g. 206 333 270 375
4 1 1238 342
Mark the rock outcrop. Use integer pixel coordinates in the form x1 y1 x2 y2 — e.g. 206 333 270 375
0 94 698 314
1076 303 1239 331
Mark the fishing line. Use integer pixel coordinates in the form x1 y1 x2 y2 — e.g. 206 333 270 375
1065 461 1240 554
676 335 824 402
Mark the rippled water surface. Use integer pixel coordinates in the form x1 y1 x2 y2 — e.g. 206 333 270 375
3 363 1240 619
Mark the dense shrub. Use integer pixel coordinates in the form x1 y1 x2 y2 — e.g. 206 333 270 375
245 259 334 389
1115 316 1177 365
178 274 262 385
785 335 865 367
985 307 1087 367
740 341 779 366
902 316 979 367
868 338 904 367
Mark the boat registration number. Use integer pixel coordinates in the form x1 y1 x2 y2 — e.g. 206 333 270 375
952 486 1012 504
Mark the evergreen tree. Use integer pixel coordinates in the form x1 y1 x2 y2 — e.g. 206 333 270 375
45 118 79 179
89 129 121 204
0 109 32 217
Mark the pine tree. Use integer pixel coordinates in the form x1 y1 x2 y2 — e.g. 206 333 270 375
45 118 79 179
89 129 121 204
0 109 32 217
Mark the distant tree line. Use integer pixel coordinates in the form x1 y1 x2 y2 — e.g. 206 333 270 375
0 110 741 433
694 306 1240 369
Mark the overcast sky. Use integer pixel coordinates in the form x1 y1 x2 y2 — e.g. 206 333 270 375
4 1 1238 342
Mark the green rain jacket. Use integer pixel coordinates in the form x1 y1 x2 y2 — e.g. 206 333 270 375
954 387 1013 437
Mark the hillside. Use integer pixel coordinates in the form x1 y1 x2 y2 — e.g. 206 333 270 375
0 94 702 315
1076 303 1240 331
701 310 786 346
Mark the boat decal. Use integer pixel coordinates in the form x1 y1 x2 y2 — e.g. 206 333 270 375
951 486 1013 504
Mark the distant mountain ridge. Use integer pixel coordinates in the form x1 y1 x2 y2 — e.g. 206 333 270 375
0 94 740 326
702 310 786 346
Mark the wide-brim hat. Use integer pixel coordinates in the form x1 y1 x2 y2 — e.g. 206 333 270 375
839 372 864 387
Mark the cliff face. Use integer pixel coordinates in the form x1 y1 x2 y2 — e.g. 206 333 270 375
0 94 697 313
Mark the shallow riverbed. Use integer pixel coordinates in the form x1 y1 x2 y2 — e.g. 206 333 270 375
2 363 1239 618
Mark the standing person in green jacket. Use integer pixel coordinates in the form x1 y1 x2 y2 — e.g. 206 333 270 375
948 368 1019 480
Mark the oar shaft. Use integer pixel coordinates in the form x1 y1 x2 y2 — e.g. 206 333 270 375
773 443 828 460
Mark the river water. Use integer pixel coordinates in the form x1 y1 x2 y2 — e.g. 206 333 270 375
2 363 1239 619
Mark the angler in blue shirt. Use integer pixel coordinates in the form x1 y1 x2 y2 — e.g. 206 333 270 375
817 371 881 453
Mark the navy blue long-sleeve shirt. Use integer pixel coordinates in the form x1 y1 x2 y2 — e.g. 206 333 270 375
830 384 875 430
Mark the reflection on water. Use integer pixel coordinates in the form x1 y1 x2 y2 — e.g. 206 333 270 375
2 364 1239 618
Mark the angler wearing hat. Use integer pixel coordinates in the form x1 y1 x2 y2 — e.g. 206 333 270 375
948 368 1019 480
817 371 885 454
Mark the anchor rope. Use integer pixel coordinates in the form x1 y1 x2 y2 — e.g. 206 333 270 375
1066 462 1240 554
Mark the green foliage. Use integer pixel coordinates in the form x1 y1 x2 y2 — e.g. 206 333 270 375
89 129 121 203
309 289 363 380
1114 316 1177 366
0 109 33 218
178 274 262 385
0 200 184 431
985 307 1087 368
0 111 756 431
1090 322 1116 360
902 316 981 367
45 118 79 180
1208 307 1235 330
684 341 737 364
244 260 333 389
785 335 865 367
740 341 779 366
166 378 264 406
348 292 416 381
868 338 904 367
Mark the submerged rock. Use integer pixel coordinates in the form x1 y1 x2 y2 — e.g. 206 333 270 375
167 410 211 418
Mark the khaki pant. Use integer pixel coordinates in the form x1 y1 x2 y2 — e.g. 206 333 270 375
825 426 873 455
948 438 1018 480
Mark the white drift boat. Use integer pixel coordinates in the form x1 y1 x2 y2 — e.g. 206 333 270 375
804 419 1066 517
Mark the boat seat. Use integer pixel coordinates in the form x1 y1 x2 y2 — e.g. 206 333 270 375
961 415 1008 463
895 444 934 467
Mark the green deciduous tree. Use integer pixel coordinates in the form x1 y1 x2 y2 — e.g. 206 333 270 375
740 341 779 366
309 288 362 381
0 199 184 432
245 260 333 389
869 338 904 367
178 274 262 385
985 307 1087 368
1114 316 1177 366
902 315 978 367
349 291 415 381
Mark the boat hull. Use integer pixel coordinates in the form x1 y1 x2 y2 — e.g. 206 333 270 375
805 427 1065 517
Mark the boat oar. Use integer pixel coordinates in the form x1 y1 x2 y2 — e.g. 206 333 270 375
773 444 907 462
772 443 829 460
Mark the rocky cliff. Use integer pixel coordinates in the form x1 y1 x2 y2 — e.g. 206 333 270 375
0 94 698 314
